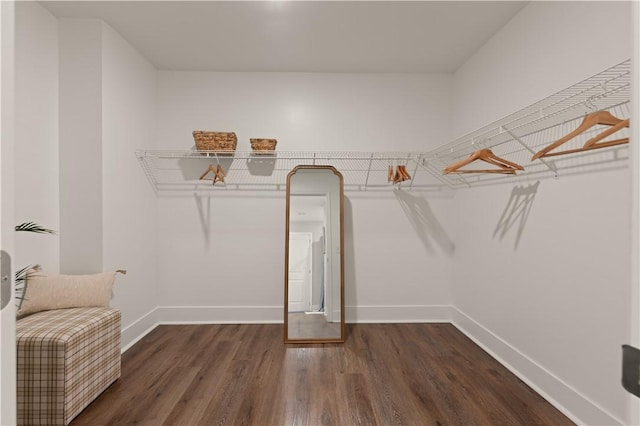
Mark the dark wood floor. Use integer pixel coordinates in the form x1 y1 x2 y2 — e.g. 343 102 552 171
71 323 574 426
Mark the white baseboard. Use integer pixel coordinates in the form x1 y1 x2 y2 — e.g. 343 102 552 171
347 304 453 323
147 304 453 324
120 307 159 353
157 305 283 324
451 307 621 426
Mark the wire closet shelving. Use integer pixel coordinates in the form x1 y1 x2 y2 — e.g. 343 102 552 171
135 150 443 193
136 60 631 192
424 59 631 188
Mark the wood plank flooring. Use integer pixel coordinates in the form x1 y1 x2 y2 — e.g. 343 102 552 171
71 323 574 425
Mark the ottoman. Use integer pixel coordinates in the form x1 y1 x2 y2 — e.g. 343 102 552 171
16 307 121 425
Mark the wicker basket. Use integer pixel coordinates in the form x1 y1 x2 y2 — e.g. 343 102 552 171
193 131 237 153
250 138 277 153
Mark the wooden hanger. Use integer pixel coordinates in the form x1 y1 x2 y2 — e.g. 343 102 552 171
444 149 524 175
532 111 629 160
216 164 227 181
398 165 411 182
392 165 411 184
199 164 226 185
394 166 401 183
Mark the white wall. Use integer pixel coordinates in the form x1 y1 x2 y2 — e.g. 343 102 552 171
157 72 451 152
101 23 158 347
451 2 632 424
155 72 455 322
12 3 160 350
58 18 103 274
14 2 59 274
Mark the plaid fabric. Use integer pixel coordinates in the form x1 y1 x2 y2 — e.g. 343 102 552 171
16 307 121 425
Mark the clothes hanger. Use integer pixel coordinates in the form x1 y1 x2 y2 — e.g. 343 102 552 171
532 111 629 160
398 165 411 181
444 149 524 175
584 118 629 148
199 164 226 185
199 164 215 182
390 161 402 184
216 164 227 182
392 164 411 184
393 164 402 183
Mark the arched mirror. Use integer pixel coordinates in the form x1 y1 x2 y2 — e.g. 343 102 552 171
284 165 345 343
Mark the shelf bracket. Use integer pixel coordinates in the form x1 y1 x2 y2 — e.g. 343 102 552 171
364 153 374 189
503 127 558 178
416 155 456 190
409 156 420 190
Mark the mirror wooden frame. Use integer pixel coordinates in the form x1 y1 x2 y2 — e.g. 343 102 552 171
284 165 345 343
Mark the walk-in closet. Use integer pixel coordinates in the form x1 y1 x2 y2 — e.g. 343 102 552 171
2 1 639 425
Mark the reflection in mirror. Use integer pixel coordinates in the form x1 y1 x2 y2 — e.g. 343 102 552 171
285 166 345 343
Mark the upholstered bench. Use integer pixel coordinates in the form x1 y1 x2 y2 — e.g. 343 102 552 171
16 307 121 425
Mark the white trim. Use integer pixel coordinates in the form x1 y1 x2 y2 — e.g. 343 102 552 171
346 304 453 323
157 305 283 324
121 305 453 332
120 307 160 353
159 320 283 325
451 307 622 426
629 2 640 425
0 1 17 423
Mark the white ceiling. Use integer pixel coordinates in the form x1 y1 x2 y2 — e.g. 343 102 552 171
40 1 528 73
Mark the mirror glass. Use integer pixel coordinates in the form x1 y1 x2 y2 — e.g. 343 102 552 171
285 166 345 343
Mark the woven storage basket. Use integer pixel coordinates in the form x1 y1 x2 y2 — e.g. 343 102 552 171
193 131 237 153
250 138 277 153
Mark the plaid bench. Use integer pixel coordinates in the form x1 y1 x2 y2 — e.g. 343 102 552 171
16 307 121 425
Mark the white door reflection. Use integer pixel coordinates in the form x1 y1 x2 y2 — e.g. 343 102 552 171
287 232 312 313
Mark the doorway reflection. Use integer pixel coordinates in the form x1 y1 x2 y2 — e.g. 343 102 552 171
284 166 344 343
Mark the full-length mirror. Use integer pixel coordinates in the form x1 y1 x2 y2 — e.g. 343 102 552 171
284 165 345 343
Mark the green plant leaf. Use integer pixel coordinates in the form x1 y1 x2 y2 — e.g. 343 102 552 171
14 265 40 287
15 222 56 234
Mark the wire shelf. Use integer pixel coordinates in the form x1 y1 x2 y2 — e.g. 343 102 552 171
425 59 631 188
135 150 444 193
136 61 631 192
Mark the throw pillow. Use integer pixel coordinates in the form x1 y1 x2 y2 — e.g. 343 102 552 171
17 270 123 317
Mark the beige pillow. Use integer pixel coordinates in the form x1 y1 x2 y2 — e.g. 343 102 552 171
18 271 119 317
